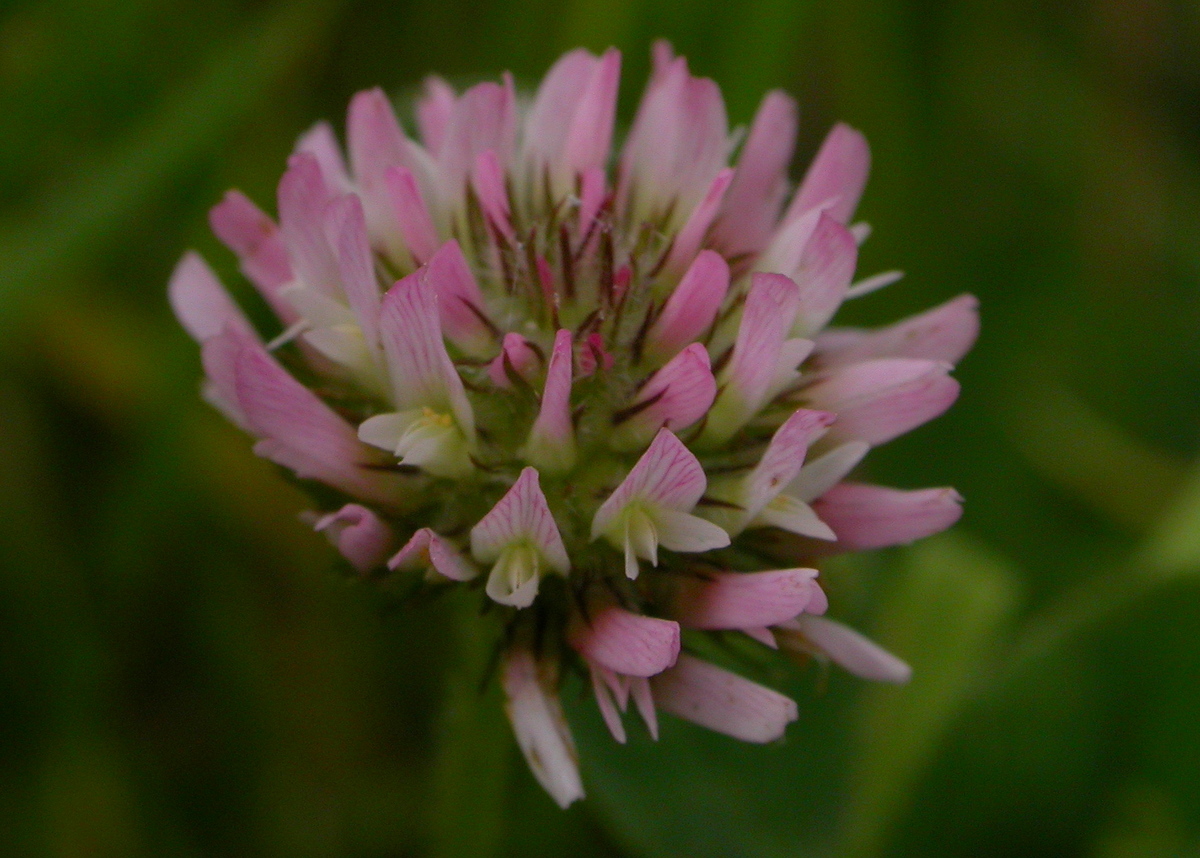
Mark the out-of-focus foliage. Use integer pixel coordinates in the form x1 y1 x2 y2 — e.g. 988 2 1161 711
1 0 1198 854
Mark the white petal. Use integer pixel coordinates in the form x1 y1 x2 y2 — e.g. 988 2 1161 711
752 494 837 540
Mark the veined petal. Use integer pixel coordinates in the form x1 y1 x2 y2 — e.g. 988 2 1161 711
314 503 395 573
645 251 730 362
750 410 835 515
783 122 870 226
278 152 341 297
662 167 733 277
326 194 381 349
702 272 801 445
422 240 495 357
502 648 585 808
814 294 980 368
612 344 716 450
710 90 798 258
208 190 294 316
651 654 797 742
568 601 680 677
524 330 576 473
813 482 963 550
377 270 475 438
471 467 570 572
802 358 959 446
777 615 911 683
388 527 479 581
791 212 858 338
661 568 821 630
384 166 442 265
488 333 542 388
592 429 708 542
168 252 255 342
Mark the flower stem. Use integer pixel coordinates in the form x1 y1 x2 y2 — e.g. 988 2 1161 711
427 594 512 858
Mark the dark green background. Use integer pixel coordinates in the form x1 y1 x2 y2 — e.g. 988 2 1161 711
1 0 1198 854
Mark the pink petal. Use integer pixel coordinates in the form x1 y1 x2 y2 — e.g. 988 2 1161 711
416 76 456 155
524 330 576 472
437 79 516 195
783 122 871 226
704 273 801 443
346 87 418 261
789 440 871 503
710 90 798 258
645 250 730 360
471 149 514 240
661 167 733 276
561 48 621 180
592 429 707 538
743 626 779 648
813 482 963 550
803 358 959 446
577 166 607 237
630 676 659 740
201 328 399 505
779 615 911 683
614 344 716 449
618 53 728 226
662 568 821 630
791 212 858 337
421 239 495 357
488 333 542 388
325 194 381 348
384 166 442 265
314 503 395 573
377 271 474 435
387 527 478 581
568 602 680 677
650 654 798 742
741 408 837 520
501 648 585 808
591 666 628 743
525 48 620 192
168 252 254 342
277 152 340 296
294 121 352 193
208 191 295 317
814 294 980 368
470 467 570 572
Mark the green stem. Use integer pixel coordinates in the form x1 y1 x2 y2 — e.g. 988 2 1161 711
427 595 512 858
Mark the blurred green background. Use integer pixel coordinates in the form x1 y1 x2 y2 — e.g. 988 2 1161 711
2 0 1199 855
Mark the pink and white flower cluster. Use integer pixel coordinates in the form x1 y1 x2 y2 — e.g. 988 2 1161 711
169 42 976 807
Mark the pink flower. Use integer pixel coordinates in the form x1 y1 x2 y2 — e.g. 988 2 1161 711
169 41 977 807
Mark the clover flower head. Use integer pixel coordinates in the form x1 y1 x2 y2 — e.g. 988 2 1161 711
169 41 977 808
